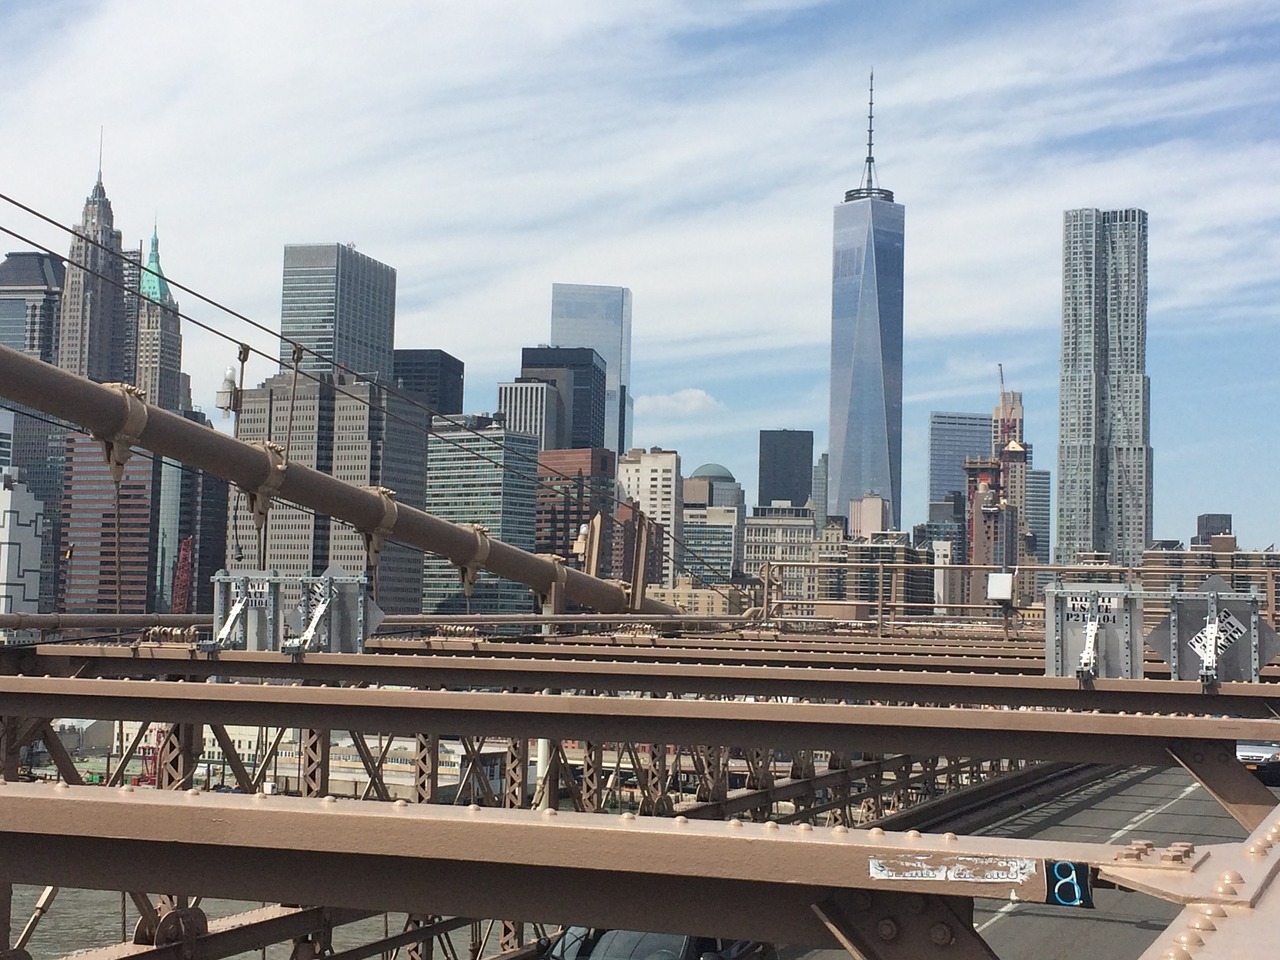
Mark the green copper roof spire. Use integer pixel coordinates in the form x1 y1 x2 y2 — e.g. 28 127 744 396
139 227 173 305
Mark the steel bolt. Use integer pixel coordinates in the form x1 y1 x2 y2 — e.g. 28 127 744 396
930 922 954 946
876 918 898 942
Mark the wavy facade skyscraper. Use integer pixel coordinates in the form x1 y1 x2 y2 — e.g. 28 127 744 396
1056 207 1151 565
828 76 904 528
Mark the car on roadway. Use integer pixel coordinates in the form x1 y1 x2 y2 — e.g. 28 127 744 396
541 928 773 960
1235 741 1280 785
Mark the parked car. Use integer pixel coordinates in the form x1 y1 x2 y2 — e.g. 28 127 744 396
542 928 773 960
1236 741 1280 785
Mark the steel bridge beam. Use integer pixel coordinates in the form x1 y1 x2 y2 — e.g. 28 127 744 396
22 644 1280 716
0 781 1199 947
3 676 1279 766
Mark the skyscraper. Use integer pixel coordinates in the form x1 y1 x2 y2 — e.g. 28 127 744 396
2 250 66 613
1026 468 1051 565
57 172 127 383
519 346 607 450
1057 208 1152 566
279 244 396 379
60 434 162 613
550 284 632 454
422 416 538 616
535 447 616 578
758 429 813 508
927 412 992 504
829 77 904 528
229 372 427 614
134 230 184 411
393 348 464 415
496 379 558 450
617 447 682 588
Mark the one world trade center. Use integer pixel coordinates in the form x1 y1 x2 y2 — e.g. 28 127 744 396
828 75 904 529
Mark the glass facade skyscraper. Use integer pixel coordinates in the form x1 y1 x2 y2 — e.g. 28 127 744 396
828 84 904 528
279 243 396 379
549 283 632 455
927 412 992 504
1057 208 1151 566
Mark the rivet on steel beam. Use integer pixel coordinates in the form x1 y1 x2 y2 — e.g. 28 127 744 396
876 918 898 942
929 923 954 946
54 782 69 791
1174 931 1203 947
620 812 636 821
728 819 744 829
1212 883 1237 896
764 822 779 831
906 830 922 841
1161 949 1193 960
1198 905 1227 918
1186 917 1216 933
832 825 848 834
674 816 688 826
542 808 558 818
1247 842 1271 858
187 788 202 796
394 799 408 808
1217 870 1244 885
322 796 337 804
868 827 885 838
119 785 135 793
796 823 813 832
469 804 482 812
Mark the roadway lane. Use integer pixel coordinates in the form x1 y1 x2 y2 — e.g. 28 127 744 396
797 765 1266 960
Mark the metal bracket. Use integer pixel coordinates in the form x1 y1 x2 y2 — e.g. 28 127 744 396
459 524 491 598
361 486 399 569
242 441 287 530
93 382 149 483
1076 592 1101 686
1193 593 1222 689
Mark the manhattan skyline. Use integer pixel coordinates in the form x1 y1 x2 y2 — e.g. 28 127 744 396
1 2 1278 546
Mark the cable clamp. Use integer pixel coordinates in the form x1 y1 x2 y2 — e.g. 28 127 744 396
459 524 491 598
242 441 287 530
94 383 149 483
361 486 399 568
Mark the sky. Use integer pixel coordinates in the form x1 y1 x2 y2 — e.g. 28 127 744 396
1 0 1278 549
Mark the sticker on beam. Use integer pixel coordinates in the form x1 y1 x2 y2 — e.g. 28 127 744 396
1045 861 1093 908
868 855 1038 885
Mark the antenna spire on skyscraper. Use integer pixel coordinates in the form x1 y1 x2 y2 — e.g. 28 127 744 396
97 127 104 185
844 71 893 203
861 70 877 192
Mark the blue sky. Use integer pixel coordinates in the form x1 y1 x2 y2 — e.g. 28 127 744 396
1 0 1278 548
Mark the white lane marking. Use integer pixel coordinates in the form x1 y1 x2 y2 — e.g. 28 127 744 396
1106 782 1201 842
975 900 1019 933
975 780 1202 935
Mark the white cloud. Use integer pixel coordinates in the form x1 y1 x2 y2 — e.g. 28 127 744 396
635 388 725 422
